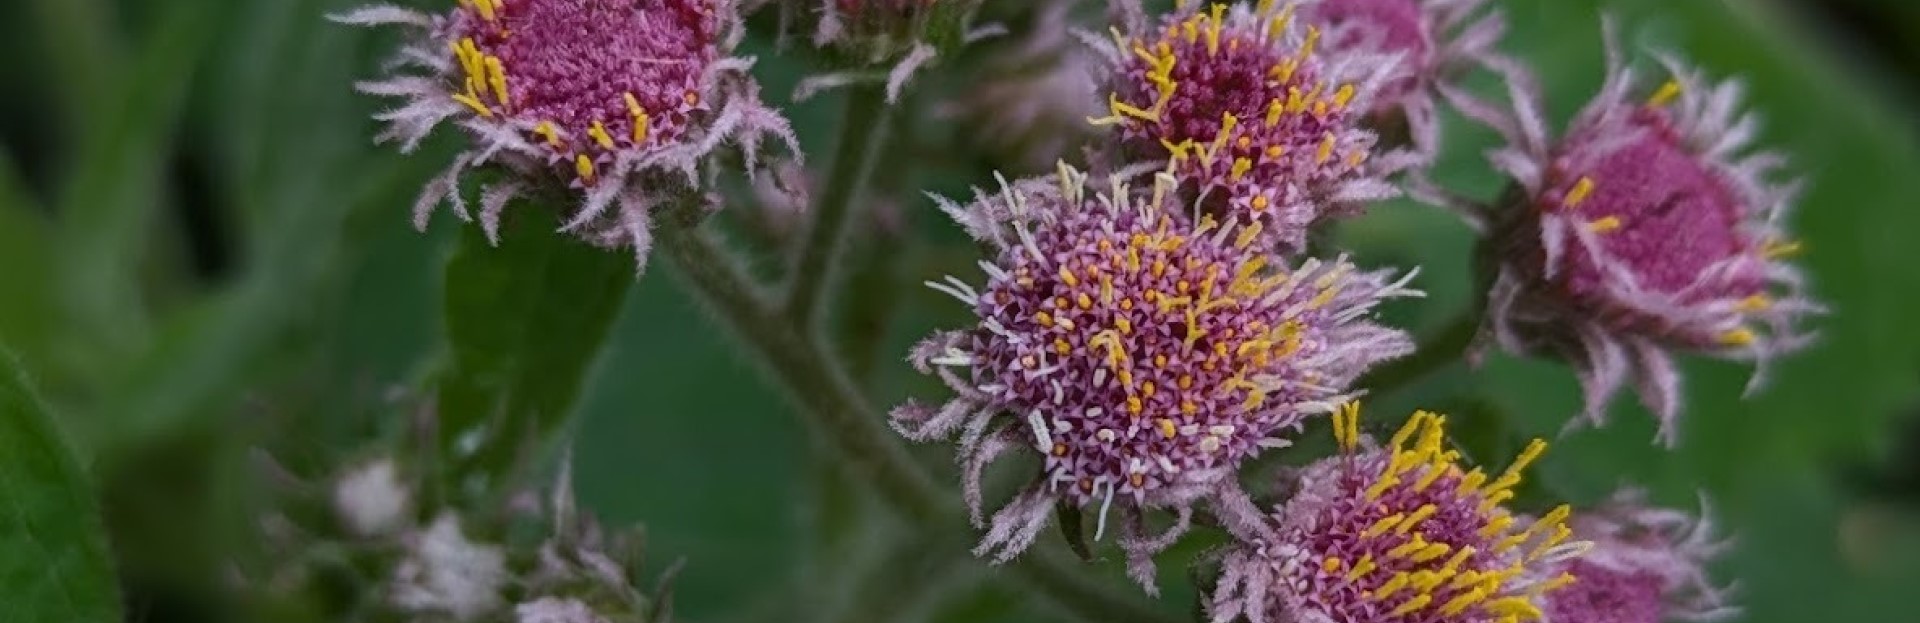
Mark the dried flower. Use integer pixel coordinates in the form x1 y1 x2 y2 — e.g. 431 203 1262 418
1091 0 1406 251
892 163 1417 589
1301 0 1506 156
391 513 510 621
1450 27 1820 444
334 458 413 537
1544 489 1737 623
334 0 796 272
1209 405 1587 623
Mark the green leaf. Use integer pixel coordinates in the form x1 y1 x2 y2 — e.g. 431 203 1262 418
436 208 635 498
0 351 122 623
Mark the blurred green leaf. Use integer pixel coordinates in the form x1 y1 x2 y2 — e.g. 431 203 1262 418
437 208 633 498
0 351 121 623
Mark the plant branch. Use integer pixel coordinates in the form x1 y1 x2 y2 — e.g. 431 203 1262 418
786 85 891 327
656 223 1180 623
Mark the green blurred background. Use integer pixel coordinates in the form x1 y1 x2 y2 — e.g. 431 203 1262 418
1 0 1917 621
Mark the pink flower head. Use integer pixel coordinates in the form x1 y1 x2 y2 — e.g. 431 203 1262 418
1451 29 1820 444
1301 0 1506 156
334 0 796 272
1209 406 1586 623
893 163 1417 589
1544 489 1737 623
1092 0 1406 251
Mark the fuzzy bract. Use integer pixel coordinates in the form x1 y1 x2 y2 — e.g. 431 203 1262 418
1449 26 1820 444
1301 0 1505 157
1209 405 1587 623
1543 489 1737 623
892 163 1417 590
1091 0 1407 251
334 0 796 272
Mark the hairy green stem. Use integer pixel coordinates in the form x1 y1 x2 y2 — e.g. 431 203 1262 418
786 86 892 326
657 224 1180 623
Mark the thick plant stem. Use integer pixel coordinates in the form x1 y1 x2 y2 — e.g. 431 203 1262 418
786 85 891 326
657 224 1181 623
662 224 947 522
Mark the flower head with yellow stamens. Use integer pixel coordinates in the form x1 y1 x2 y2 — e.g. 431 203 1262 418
333 0 796 271
1301 0 1506 156
891 163 1418 590
1543 489 1737 623
1446 25 1821 443
1091 0 1407 251
1208 405 1587 623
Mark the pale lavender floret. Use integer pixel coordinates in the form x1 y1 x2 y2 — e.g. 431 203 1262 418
333 0 798 273
1302 0 1507 159
1441 21 1820 445
1545 489 1738 623
893 163 1418 591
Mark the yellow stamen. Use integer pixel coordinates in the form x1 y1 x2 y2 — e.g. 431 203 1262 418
588 121 616 149
1649 79 1683 107
1719 328 1756 346
1387 594 1432 617
1735 294 1772 313
574 155 595 180
1587 216 1623 234
1564 176 1596 209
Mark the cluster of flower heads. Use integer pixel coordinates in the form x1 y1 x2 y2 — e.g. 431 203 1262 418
882 1 1802 620
331 0 1818 619
335 0 796 271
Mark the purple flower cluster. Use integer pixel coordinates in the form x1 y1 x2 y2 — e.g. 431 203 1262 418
1453 24 1820 443
335 0 796 271
895 164 1417 583
1210 406 1584 623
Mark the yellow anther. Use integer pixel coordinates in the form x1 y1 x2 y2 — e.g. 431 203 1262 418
1345 554 1377 581
1458 468 1487 494
1563 177 1596 208
1397 504 1438 535
1158 418 1178 439
472 0 497 21
1440 587 1491 616
1060 266 1080 287
1387 594 1432 617
1142 381 1157 398
533 121 560 147
1206 3 1227 55
1178 374 1194 389
1441 546 1477 574
1484 597 1543 620
1077 293 1093 310
1375 572 1410 598
1323 557 1342 573
1719 328 1757 346
1230 157 1253 182
1496 439 1548 489
1036 311 1054 327
1587 216 1623 234
1480 489 1516 513
1533 572 1578 594
589 121 616 149
1127 395 1144 415
1115 317 1133 334
1735 294 1772 313
1054 339 1071 356
1763 239 1803 258
1411 542 1453 563
1334 83 1356 108
485 56 509 106
1649 79 1683 107
1388 534 1430 559
1479 513 1516 539
1413 463 1450 492
1300 25 1321 60
574 154 595 180
1361 513 1404 538
1316 132 1336 164
452 92 493 117
1266 98 1286 126
624 92 651 144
